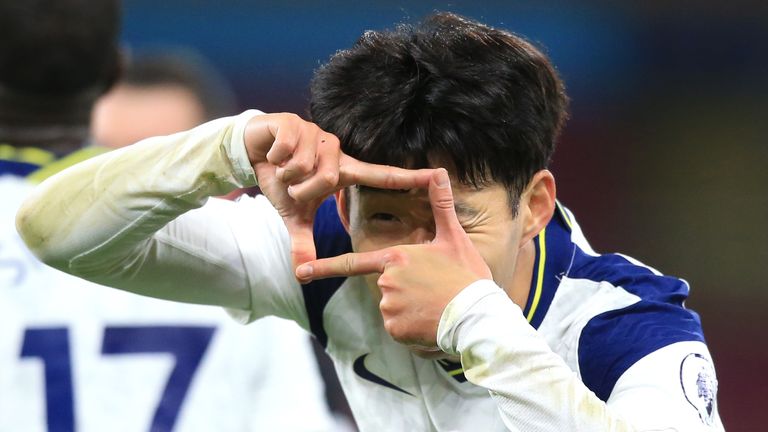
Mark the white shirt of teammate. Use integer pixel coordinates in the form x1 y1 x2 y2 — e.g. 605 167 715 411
1 171 336 432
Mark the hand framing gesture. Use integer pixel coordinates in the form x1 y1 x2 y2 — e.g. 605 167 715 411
296 169 493 348
243 113 436 271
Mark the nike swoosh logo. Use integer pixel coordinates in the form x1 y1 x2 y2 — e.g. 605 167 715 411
353 354 413 396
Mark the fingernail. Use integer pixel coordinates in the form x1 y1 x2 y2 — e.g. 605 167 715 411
436 169 449 188
296 264 313 278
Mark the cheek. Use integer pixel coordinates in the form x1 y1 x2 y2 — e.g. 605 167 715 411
350 226 415 253
350 232 383 254
349 233 385 302
469 228 520 281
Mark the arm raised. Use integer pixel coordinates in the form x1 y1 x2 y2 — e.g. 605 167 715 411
16 110 435 313
16 112 261 308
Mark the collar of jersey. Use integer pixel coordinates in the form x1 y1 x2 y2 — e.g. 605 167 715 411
521 201 576 329
0 143 108 181
436 358 468 383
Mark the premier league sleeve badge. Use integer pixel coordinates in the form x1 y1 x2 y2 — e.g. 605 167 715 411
680 353 718 426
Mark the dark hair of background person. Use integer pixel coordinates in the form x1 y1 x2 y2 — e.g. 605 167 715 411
0 0 121 143
121 50 238 121
309 12 569 214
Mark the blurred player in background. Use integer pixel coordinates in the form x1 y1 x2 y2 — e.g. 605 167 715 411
92 50 236 150
1 1 334 431
16 10 724 432
92 50 260 201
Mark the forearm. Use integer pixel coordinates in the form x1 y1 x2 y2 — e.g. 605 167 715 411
437 281 664 432
16 111 261 306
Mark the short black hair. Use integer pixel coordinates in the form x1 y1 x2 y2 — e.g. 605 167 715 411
121 50 238 120
0 0 121 97
310 12 568 213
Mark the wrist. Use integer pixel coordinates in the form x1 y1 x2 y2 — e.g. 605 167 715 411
226 109 263 186
437 279 504 355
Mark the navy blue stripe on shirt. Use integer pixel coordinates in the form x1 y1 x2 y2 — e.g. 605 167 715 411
301 197 351 348
568 251 705 401
522 206 574 329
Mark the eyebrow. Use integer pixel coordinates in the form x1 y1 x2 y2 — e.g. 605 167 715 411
453 201 480 219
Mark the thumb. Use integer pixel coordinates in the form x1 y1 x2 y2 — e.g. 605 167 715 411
429 168 464 242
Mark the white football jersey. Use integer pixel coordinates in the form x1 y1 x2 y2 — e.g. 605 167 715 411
2 158 335 431
15 112 725 431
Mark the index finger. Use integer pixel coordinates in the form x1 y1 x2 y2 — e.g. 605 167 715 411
339 154 435 191
295 249 393 283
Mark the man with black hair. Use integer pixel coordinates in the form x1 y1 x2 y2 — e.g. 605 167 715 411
2 2 334 430
18 12 724 431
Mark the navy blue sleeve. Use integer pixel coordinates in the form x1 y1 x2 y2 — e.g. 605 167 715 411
579 300 705 400
573 254 706 401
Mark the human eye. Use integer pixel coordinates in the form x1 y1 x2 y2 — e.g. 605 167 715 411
370 212 401 223
363 212 405 234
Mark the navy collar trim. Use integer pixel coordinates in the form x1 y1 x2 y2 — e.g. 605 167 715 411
521 202 576 329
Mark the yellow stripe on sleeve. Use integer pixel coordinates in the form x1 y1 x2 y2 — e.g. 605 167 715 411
0 144 56 166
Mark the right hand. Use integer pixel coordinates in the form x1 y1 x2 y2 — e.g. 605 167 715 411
243 113 436 274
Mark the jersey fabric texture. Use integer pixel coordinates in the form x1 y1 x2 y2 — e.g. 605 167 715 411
2 145 335 432
15 111 725 431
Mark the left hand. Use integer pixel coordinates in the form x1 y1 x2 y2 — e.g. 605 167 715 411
244 113 436 271
296 169 492 348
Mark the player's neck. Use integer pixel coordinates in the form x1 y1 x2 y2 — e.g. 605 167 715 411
504 239 535 310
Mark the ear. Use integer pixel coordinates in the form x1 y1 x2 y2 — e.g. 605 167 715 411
334 188 352 233
519 169 556 246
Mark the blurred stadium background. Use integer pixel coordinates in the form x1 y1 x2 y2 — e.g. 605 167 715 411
120 0 767 429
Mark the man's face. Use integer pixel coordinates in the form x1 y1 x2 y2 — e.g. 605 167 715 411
92 83 205 149
341 178 524 307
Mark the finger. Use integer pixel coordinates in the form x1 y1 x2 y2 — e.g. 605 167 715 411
428 168 465 242
284 219 318 273
286 135 341 202
295 249 394 282
265 114 301 165
276 127 319 185
339 154 435 191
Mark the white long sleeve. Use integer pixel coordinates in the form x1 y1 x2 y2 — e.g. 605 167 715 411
16 111 264 310
437 280 724 432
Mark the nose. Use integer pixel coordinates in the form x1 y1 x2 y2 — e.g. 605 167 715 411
409 226 435 244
